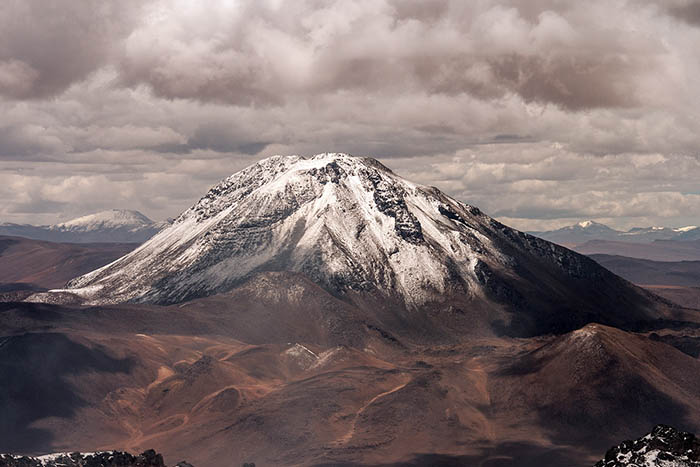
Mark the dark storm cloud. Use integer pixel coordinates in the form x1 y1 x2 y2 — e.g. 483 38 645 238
184 123 270 155
389 0 451 23
145 121 269 156
667 1 700 26
0 125 66 160
0 1 141 99
487 54 641 111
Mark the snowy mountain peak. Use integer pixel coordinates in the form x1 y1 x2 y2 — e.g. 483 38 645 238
0 209 166 243
56 209 153 230
181 153 394 224
51 152 660 337
62 153 495 305
570 220 614 231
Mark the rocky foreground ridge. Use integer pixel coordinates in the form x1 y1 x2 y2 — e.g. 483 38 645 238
0 450 194 467
596 425 700 467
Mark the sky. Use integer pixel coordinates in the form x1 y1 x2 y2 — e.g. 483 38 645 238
1 0 700 231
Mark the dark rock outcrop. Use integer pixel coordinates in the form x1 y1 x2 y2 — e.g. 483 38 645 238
595 425 700 466
0 450 189 467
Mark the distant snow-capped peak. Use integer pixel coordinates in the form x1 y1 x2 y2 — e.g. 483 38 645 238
0 209 167 243
564 220 613 231
530 219 700 245
674 225 698 233
55 209 153 231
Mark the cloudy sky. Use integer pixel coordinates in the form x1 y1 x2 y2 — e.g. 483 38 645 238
2 0 700 230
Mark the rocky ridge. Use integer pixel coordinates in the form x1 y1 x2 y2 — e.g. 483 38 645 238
595 425 700 467
0 450 194 467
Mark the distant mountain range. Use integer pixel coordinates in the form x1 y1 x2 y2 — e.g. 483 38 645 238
529 220 700 245
0 210 169 243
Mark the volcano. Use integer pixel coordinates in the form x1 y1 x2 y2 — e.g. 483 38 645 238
55 153 665 338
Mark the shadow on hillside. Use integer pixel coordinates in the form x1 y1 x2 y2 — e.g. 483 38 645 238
316 441 591 467
0 332 134 453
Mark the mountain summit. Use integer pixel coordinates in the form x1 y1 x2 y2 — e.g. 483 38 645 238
0 209 166 243
60 153 663 337
54 209 154 230
528 221 622 245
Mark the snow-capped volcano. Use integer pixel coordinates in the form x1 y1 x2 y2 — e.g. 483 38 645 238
574 220 604 229
0 209 168 243
65 153 494 305
58 153 662 337
53 209 153 231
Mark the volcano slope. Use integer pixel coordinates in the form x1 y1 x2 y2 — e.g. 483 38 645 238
4 154 699 466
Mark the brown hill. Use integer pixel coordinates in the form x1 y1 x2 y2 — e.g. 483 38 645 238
0 236 137 291
644 285 700 310
491 323 700 452
590 254 700 287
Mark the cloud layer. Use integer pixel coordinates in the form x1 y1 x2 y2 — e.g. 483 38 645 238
1 0 699 230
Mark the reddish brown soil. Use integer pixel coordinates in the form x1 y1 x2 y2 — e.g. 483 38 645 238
2 286 700 467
